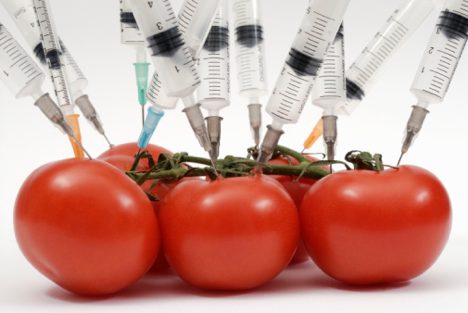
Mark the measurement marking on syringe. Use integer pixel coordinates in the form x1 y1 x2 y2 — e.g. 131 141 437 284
454 0 468 16
437 49 458 60
429 69 450 80
313 11 334 21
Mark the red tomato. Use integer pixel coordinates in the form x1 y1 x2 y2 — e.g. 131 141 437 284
98 143 173 273
159 175 300 290
300 165 451 285
99 154 144 172
14 159 160 295
98 142 173 212
98 142 172 169
268 155 320 264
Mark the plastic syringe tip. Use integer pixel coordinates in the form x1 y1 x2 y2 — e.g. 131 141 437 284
34 93 72 135
304 118 324 150
138 107 165 149
258 125 284 164
400 105 430 160
323 116 338 161
134 63 150 106
253 128 260 147
248 104 262 146
65 114 85 158
183 105 212 152
75 95 108 137
206 116 222 161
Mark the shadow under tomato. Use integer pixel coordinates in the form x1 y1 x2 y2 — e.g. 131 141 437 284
312 277 411 292
45 275 191 303
46 261 450 303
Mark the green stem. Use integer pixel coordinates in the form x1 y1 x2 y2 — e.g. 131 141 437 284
276 145 309 163
181 155 213 166
130 162 329 183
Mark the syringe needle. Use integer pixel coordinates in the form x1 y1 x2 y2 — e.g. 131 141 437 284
103 133 113 148
69 134 93 159
141 105 145 127
397 152 405 166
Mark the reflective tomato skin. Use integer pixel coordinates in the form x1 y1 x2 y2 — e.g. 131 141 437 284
98 142 172 169
14 159 160 295
300 165 452 285
98 144 173 273
160 175 300 290
269 156 320 264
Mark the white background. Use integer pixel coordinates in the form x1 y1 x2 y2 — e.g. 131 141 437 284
1 0 467 311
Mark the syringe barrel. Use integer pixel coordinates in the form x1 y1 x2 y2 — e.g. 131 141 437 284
232 0 268 100
128 0 201 98
1 0 89 100
411 0 468 106
60 42 88 99
312 24 346 113
120 0 145 45
342 0 440 115
266 0 350 126
178 0 220 59
198 3 231 116
33 0 75 115
147 73 179 110
0 23 45 99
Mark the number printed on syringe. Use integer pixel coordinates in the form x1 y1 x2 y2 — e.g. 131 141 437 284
412 9 468 102
343 0 441 115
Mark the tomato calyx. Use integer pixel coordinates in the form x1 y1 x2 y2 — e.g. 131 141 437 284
345 150 396 171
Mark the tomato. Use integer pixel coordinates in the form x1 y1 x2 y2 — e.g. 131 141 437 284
98 142 172 169
98 142 174 212
300 165 451 285
98 154 144 172
98 143 173 273
159 175 300 290
268 155 321 264
14 159 160 295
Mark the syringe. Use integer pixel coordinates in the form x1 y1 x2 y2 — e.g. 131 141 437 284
198 2 230 161
0 0 112 148
310 25 345 161
0 23 91 158
128 0 210 152
120 0 150 125
399 0 468 164
232 0 268 146
258 0 351 163
178 0 220 58
302 0 442 150
138 0 221 149
32 0 87 157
